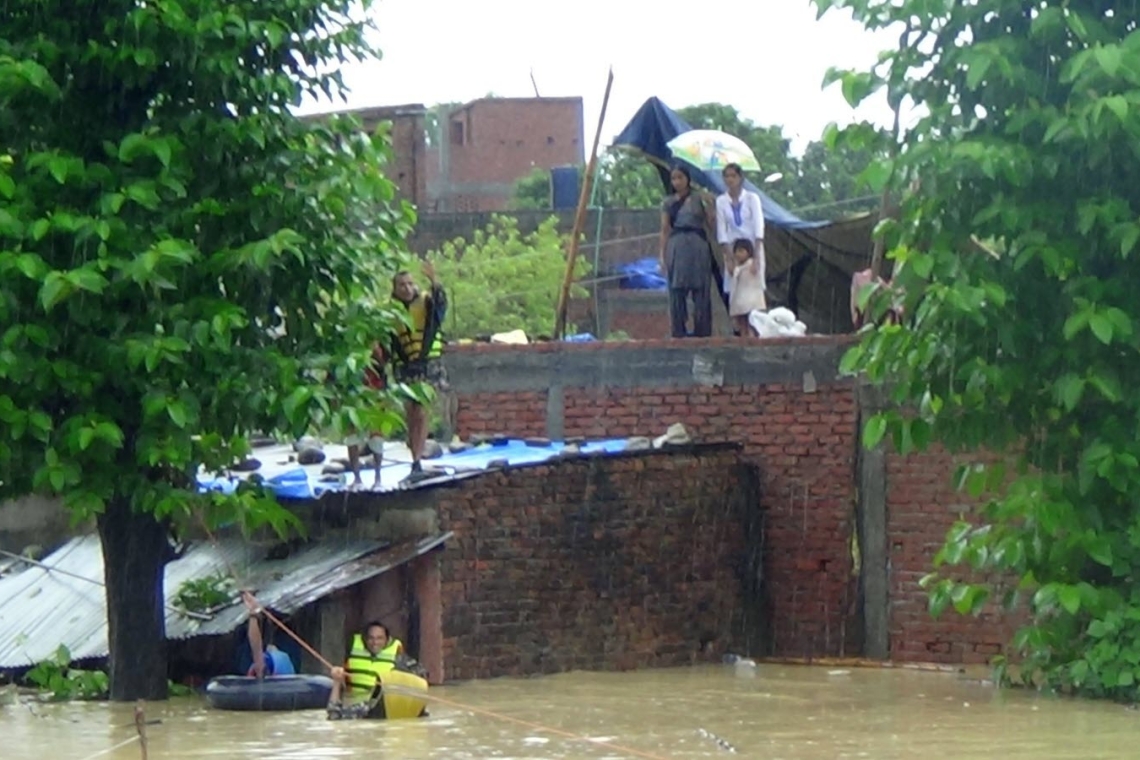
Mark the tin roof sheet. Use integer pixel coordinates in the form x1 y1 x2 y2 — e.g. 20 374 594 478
0 532 449 669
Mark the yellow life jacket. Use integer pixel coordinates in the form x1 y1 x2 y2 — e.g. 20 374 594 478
345 634 403 695
396 293 443 363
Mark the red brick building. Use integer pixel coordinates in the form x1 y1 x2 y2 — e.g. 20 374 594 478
424 97 585 212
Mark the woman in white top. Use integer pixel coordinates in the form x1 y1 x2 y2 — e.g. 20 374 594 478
716 163 766 330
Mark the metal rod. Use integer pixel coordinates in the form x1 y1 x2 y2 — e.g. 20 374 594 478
554 66 614 339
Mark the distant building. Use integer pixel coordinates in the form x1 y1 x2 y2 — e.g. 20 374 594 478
300 97 584 215
301 103 428 210
424 97 585 212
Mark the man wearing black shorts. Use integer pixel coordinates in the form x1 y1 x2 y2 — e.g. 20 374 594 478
389 262 448 485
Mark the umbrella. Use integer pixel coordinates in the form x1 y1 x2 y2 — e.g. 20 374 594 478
665 129 761 172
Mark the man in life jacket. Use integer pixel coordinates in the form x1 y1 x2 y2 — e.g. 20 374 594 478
346 343 389 488
388 262 448 486
327 621 404 720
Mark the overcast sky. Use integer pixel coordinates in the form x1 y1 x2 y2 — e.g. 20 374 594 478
297 0 898 154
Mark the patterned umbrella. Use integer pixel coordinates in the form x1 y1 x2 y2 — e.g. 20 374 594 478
666 129 761 172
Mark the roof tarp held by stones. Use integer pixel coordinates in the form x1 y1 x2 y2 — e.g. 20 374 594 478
611 97 876 333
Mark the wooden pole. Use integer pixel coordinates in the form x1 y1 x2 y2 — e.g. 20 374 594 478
553 67 614 340
134 700 149 760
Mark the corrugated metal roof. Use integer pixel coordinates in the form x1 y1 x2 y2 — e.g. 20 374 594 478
0 532 450 669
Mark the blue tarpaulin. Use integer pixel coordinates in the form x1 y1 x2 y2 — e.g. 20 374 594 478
197 438 632 500
611 97 827 231
618 257 668 291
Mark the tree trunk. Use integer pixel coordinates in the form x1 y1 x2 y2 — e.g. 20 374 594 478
97 497 171 701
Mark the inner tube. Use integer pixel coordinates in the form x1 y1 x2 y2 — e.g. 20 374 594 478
205 675 334 712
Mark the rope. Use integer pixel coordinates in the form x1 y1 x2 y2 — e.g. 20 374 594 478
74 738 140 760
383 685 675 760
194 515 674 760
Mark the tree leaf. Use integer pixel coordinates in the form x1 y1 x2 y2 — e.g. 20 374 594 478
47 156 68 184
1089 312 1114 344
1063 310 1090 340
1104 95 1128 123
1095 46 1123 78
31 218 51 241
38 272 71 312
167 401 188 429
1054 374 1085 411
1087 537 1113 567
1059 585 1082 615
0 173 14 199
863 414 888 449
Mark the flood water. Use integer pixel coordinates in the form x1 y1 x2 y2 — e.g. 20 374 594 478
6 664 1138 759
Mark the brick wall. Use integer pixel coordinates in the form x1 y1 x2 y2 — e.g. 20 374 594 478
445 338 861 659
455 391 547 440
423 97 585 212
433 446 758 680
447 98 584 186
442 337 1021 664
885 447 1024 664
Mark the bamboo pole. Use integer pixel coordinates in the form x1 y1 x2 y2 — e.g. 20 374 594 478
134 701 149 760
553 67 614 339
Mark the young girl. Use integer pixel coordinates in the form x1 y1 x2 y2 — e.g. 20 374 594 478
727 238 766 336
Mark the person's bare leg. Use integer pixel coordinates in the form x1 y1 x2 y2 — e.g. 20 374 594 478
347 442 364 488
733 315 751 337
368 435 384 489
405 400 427 465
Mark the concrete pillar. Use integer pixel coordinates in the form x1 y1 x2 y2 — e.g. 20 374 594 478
413 553 444 685
545 384 565 441
857 384 889 659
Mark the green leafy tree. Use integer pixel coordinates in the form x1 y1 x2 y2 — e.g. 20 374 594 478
1 0 412 700
794 138 881 219
512 167 551 210
823 0 1140 699
426 215 588 339
511 101 877 216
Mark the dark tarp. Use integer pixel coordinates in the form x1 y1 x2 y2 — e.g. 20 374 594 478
610 97 876 332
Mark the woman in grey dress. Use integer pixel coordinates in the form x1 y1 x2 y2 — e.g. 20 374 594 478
658 164 717 338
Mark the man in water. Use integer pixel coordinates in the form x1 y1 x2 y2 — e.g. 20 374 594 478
388 262 448 486
242 593 296 678
326 621 427 720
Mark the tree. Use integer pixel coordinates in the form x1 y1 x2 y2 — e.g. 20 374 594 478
824 0 1140 699
424 101 462 148
511 102 877 216
1 0 412 699
426 215 588 339
512 167 551 210
794 138 882 220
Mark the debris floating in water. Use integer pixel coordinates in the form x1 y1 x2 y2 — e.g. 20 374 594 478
697 728 738 753
722 653 757 668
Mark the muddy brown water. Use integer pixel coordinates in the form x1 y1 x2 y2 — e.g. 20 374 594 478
5 664 1138 759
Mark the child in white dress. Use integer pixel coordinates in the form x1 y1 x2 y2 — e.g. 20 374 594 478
727 238 766 337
